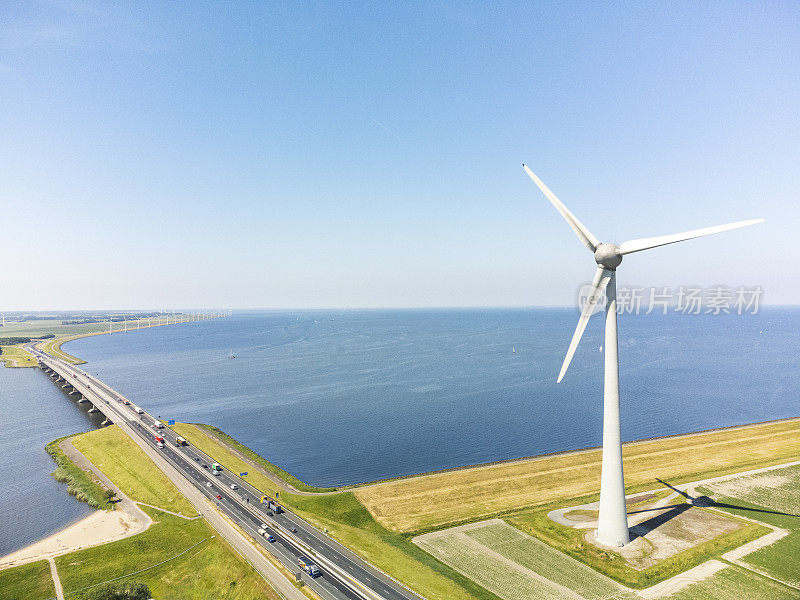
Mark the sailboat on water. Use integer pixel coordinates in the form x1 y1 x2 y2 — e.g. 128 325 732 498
228 349 236 359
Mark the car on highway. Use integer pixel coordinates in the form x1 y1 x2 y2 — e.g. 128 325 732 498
202 464 208 468
267 535 275 543
206 482 213 488
260 523 268 529
290 527 298 533
216 494 222 500
156 442 164 449
213 470 221 476
230 484 237 490
194 457 200 462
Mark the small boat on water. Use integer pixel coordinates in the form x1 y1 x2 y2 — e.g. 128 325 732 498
228 350 236 359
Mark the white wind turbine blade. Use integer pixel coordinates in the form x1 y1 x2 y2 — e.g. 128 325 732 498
558 266 612 383
523 165 601 252
618 218 764 255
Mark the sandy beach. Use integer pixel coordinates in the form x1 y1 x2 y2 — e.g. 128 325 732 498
0 506 148 569
0 436 152 570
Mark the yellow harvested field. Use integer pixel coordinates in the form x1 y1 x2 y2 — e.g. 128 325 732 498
355 419 800 533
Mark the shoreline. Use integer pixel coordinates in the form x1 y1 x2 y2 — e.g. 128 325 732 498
341 415 800 490
0 437 151 570
44 319 800 491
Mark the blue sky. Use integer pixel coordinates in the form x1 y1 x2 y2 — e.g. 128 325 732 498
2 1 798 309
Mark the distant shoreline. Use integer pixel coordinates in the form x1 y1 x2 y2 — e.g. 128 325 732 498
37 315 800 490
338 415 800 490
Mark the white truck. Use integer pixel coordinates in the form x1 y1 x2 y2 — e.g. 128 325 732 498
297 556 321 578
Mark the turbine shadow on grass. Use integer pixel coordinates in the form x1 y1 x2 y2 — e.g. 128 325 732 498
653 477 800 519
628 503 692 540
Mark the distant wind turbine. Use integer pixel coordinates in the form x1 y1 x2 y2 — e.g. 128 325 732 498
523 164 764 547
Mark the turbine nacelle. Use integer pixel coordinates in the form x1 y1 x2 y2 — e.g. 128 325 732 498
522 164 764 548
594 243 622 270
522 164 764 383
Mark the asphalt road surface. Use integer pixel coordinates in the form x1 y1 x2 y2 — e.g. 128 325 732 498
31 347 422 600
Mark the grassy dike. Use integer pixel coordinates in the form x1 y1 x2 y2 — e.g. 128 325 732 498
170 423 503 600
194 424 337 493
355 418 800 533
72 425 197 517
46 434 116 510
40 333 98 364
0 344 37 367
2 427 285 600
0 560 56 600
171 419 800 596
39 425 283 600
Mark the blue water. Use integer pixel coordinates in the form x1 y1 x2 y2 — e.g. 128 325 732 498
0 366 103 556
63 308 799 487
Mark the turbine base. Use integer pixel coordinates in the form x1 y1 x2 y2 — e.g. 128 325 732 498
595 528 630 547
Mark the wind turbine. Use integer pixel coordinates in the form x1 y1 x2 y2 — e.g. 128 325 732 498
523 164 764 547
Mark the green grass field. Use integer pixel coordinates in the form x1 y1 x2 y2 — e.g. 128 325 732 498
664 564 800 599
0 345 37 367
0 560 55 600
46 435 115 510
40 334 92 364
414 466 800 598
194 423 336 492
52 424 280 600
72 425 197 516
56 506 280 600
171 422 501 600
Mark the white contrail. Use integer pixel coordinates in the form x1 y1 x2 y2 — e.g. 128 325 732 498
371 118 400 140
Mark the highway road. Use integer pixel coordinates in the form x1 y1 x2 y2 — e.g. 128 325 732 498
30 346 422 600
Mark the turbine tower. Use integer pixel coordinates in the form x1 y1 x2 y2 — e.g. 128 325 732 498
523 165 763 547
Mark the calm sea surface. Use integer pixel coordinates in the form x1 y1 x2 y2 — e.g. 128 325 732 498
0 365 104 556
58 308 799 488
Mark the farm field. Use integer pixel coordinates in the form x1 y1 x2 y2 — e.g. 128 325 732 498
663 564 800 599
413 462 800 600
355 418 800 533
701 463 800 516
416 520 636 600
415 518 798 600
698 463 800 588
